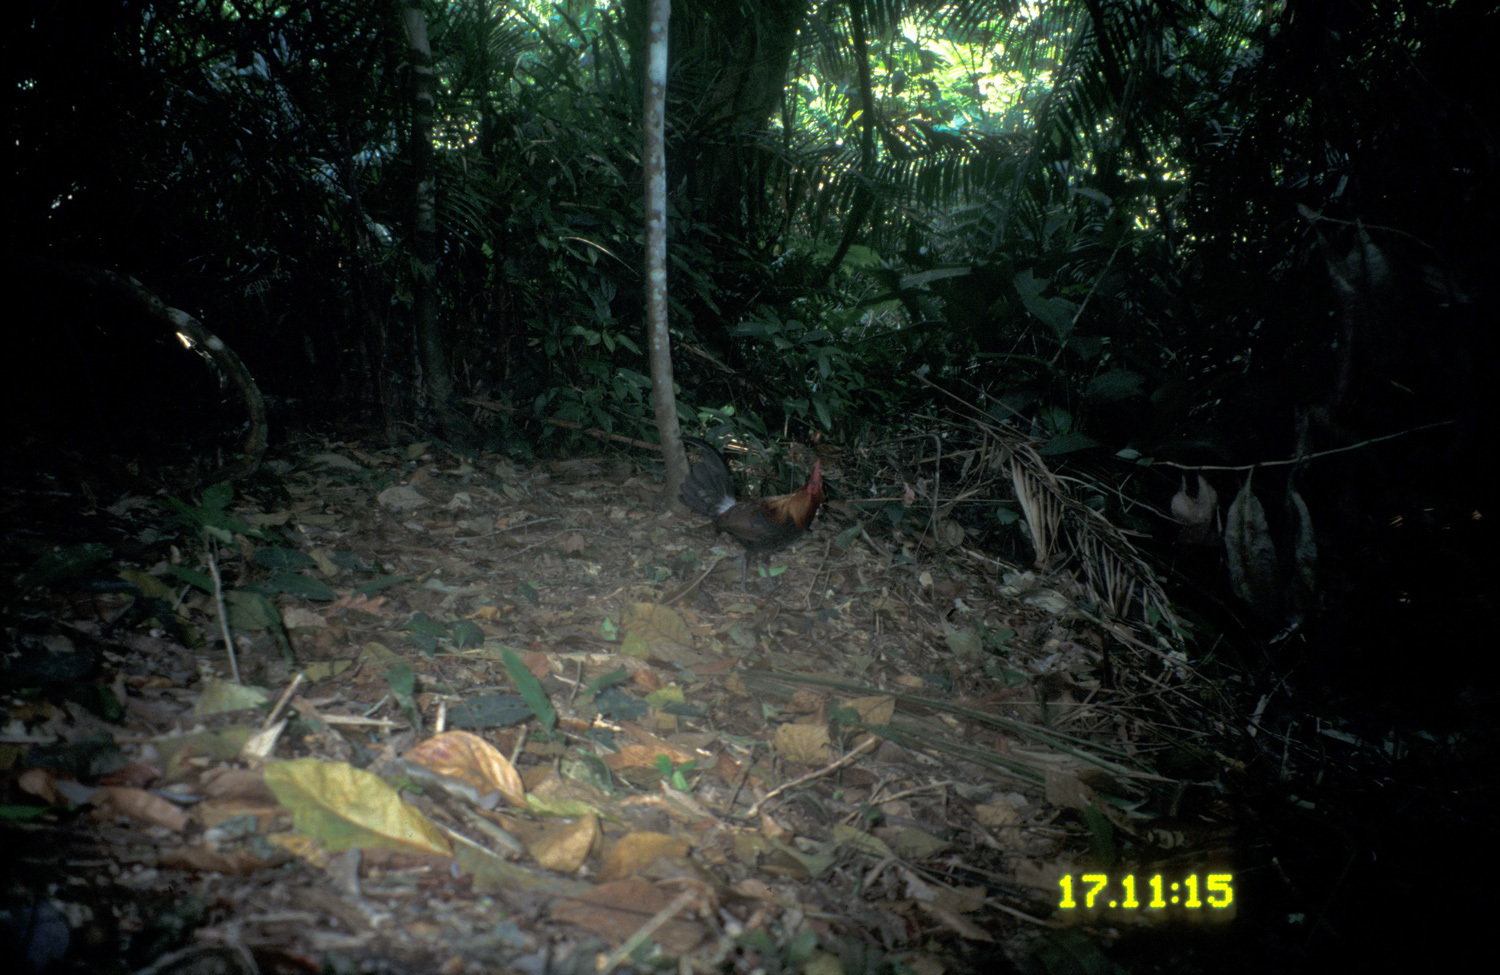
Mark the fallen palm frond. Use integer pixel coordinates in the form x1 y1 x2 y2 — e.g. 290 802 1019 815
906 374 1182 639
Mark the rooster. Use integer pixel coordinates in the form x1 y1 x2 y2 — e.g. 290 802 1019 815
678 438 825 588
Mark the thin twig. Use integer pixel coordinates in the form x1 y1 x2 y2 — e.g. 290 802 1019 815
929 432 944 536
722 743 760 817
744 735 879 820
1151 419 1455 471
598 888 700 975
206 546 239 684
662 556 725 605
489 516 561 535
265 674 305 727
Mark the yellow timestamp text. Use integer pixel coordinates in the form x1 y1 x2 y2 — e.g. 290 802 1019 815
1057 873 1235 912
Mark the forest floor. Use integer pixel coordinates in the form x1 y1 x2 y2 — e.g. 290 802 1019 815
1 433 1488 974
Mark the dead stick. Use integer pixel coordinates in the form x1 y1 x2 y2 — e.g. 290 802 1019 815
744 735 878 819
206 548 240 684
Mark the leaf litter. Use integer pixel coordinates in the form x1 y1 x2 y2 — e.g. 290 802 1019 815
0 437 1243 974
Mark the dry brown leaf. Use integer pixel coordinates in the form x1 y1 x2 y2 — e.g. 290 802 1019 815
17 768 63 805
281 606 327 629
757 814 790 842
772 723 832 765
931 884 987 915
94 786 189 831
597 831 691 882
694 657 736 677
919 902 993 942
631 666 666 692
1013 857 1072 894
550 878 707 954
620 603 693 653
268 831 330 867
731 877 778 902
710 752 744 783
96 762 162 789
523 813 599 873
160 845 276 875
787 690 828 715
406 730 526 807
331 593 395 617
1043 767 1093 810
604 742 699 772
193 798 285 830
619 723 701 755
973 799 1020 829
200 767 279 802
520 765 559 793
844 695 896 725
935 519 965 548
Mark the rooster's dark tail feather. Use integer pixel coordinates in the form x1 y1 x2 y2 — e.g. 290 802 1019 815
678 438 736 517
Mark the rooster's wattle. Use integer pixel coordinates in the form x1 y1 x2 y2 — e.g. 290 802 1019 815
678 438 824 588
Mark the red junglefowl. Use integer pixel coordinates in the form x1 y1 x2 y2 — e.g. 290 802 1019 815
678 438 824 588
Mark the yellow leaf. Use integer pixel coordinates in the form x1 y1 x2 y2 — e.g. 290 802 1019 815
525 793 604 820
194 679 271 716
301 660 353 682
117 568 175 600
644 685 685 710
359 642 407 674
263 758 450 857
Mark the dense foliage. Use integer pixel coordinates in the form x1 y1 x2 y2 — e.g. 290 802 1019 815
8 0 1494 467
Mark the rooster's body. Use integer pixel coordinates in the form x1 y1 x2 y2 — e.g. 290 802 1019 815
678 438 824 588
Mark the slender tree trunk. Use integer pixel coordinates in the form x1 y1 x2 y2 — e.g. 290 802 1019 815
644 0 686 496
400 0 454 426
819 0 876 285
